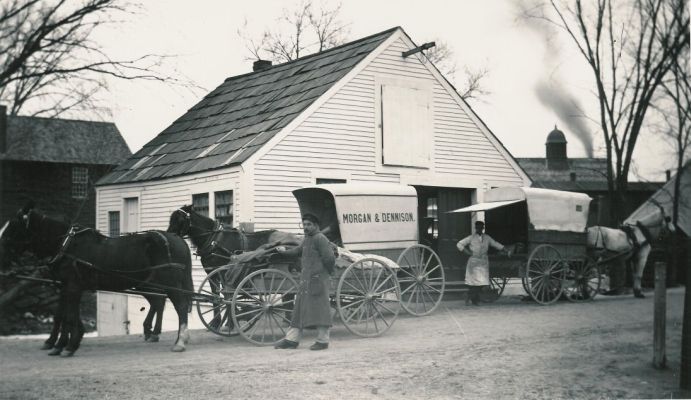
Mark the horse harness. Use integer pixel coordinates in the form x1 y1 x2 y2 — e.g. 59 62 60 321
48 225 186 288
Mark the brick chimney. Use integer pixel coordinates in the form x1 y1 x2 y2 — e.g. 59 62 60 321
253 59 272 72
0 105 6 153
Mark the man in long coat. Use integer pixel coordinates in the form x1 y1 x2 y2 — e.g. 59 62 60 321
457 220 506 305
275 213 335 350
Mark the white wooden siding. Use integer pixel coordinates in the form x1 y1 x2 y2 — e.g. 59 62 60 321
252 34 525 231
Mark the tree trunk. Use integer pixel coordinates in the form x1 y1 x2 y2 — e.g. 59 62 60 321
680 238 691 388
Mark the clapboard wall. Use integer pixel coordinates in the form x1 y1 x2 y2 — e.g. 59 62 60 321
250 35 526 232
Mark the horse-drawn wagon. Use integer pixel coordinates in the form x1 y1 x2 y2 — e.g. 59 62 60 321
180 183 446 346
450 187 600 305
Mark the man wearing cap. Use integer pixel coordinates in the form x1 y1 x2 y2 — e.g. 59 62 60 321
457 221 507 306
274 213 335 350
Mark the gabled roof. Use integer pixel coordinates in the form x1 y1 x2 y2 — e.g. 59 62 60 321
0 115 131 165
626 161 691 236
98 27 399 185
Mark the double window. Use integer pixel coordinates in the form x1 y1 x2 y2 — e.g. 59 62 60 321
192 191 233 226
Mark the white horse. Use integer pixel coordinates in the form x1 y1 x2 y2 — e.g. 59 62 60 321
587 201 674 298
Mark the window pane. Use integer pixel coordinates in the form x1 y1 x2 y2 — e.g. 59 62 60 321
214 190 233 226
108 211 120 237
72 166 89 199
192 193 209 217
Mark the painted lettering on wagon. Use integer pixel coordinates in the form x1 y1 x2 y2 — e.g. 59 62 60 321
341 212 415 224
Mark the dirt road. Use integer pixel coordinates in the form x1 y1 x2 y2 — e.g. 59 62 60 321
1 287 688 399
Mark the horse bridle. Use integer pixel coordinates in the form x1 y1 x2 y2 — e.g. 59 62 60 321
174 208 235 259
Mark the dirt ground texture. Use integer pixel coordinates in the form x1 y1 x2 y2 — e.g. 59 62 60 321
0 286 689 400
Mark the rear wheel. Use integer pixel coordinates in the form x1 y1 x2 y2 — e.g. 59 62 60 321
396 244 445 316
525 245 565 305
337 258 400 337
563 256 601 302
231 268 298 346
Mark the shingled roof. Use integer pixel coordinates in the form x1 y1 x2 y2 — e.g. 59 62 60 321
517 157 662 192
98 27 399 185
0 115 131 165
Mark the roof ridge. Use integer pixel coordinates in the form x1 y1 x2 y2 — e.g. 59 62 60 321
222 26 400 84
9 114 117 126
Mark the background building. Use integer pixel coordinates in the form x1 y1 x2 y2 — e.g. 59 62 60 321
517 126 661 227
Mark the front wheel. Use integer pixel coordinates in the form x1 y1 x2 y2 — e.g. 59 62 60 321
196 265 236 337
396 244 445 316
563 256 601 302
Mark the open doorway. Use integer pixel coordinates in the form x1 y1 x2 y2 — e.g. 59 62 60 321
413 186 472 282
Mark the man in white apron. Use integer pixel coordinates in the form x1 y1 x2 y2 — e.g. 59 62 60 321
457 221 506 305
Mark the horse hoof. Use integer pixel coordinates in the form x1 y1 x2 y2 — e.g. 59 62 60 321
60 350 75 357
171 345 186 352
147 335 159 343
634 289 645 298
47 348 62 356
41 343 54 350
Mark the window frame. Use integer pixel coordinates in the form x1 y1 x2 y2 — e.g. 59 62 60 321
71 166 89 199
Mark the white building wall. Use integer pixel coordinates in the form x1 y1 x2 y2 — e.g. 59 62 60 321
95 168 241 334
251 35 526 232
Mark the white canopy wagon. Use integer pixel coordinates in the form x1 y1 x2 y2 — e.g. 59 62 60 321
450 187 599 305
197 183 446 346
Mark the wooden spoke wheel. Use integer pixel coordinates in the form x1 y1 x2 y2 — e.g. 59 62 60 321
563 256 601 302
396 244 445 316
231 268 298 346
196 265 237 337
480 277 508 303
525 245 566 305
336 258 400 338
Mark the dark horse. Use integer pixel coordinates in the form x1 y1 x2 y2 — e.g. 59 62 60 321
167 205 301 331
0 202 193 356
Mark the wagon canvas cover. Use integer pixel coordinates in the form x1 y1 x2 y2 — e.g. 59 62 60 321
293 183 419 251
450 187 591 232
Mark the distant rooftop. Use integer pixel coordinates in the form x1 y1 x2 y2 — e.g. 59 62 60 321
517 157 662 192
0 115 131 165
98 27 400 185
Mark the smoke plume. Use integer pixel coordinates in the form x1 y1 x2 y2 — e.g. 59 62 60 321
516 0 594 157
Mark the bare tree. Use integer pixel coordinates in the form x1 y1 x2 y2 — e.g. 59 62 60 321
527 0 689 224
238 1 349 63
0 0 184 118
425 39 489 101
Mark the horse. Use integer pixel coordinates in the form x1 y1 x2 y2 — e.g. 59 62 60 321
166 205 301 331
586 202 674 298
0 202 193 356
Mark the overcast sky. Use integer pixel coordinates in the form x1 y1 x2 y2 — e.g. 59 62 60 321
91 0 676 181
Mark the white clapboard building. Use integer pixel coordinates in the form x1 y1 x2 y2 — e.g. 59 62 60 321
95 27 530 335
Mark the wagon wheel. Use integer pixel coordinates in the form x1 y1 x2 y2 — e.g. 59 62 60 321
396 244 445 316
480 277 508 303
196 265 237 337
525 244 566 305
231 268 298 346
563 256 601 302
336 258 401 337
